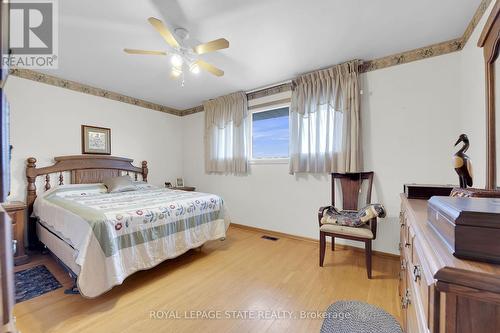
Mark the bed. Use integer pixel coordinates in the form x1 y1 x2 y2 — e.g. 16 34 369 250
26 155 229 298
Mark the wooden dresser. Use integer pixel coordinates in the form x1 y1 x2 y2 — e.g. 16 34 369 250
399 195 500 333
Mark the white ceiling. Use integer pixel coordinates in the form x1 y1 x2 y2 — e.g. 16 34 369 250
46 0 481 110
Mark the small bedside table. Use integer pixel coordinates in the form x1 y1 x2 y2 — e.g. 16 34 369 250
2 201 30 265
172 186 196 192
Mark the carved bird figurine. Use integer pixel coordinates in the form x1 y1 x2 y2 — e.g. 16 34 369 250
453 134 473 188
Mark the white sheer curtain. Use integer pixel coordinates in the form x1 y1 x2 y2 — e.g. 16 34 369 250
289 60 362 174
204 91 248 174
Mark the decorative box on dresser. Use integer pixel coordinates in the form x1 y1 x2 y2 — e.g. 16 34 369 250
2 201 29 266
399 194 500 333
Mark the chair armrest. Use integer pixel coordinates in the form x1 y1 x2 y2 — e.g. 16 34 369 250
318 206 331 227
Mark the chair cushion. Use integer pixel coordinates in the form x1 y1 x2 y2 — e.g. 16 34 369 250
320 221 374 239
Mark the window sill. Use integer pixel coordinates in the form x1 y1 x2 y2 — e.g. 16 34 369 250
249 158 289 165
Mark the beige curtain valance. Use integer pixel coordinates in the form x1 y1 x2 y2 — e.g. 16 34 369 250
292 60 362 115
204 91 248 174
289 59 362 174
204 91 247 129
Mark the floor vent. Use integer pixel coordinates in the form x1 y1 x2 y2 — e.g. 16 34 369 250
261 235 279 241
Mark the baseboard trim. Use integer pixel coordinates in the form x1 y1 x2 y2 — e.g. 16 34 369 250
229 223 399 261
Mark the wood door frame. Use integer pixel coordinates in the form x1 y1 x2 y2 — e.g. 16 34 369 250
0 0 8 89
478 1 500 189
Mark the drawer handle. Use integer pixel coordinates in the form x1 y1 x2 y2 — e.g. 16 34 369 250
405 241 411 248
12 240 17 255
400 259 407 271
413 265 421 282
401 289 411 309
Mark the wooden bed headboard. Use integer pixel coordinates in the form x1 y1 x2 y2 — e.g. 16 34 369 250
25 155 148 214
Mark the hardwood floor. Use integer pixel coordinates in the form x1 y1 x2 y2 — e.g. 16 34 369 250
13 226 400 333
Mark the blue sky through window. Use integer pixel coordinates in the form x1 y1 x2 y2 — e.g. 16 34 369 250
252 107 289 159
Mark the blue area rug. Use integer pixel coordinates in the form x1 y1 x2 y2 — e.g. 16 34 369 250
15 265 62 303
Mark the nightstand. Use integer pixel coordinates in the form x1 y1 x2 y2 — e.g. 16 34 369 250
172 186 196 191
2 201 29 265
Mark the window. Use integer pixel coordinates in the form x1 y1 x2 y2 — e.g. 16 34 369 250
250 106 289 161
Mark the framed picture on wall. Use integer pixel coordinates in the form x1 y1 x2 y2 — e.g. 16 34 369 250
81 125 111 155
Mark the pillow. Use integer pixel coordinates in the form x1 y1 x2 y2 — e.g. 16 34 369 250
47 183 107 198
103 175 137 193
134 181 158 191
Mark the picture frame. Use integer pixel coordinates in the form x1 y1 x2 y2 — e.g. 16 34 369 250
176 178 184 187
81 125 111 155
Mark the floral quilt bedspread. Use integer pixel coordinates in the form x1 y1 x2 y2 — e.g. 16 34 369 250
39 184 229 297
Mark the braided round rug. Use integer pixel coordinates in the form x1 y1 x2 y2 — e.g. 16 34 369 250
320 300 402 333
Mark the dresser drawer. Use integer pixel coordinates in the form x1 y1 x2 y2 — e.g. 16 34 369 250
411 240 431 330
399 256 408 330
399 256 407 297
406 265 429 333
399 211 407 251
405 287 419 333
405 224 416 261
401 204 432 333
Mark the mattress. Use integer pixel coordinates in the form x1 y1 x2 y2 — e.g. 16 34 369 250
36 220 80 276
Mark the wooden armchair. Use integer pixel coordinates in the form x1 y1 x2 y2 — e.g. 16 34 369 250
318 172 377 279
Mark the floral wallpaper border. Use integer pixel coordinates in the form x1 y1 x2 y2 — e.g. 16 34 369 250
9 69 182 116
360 37 464 72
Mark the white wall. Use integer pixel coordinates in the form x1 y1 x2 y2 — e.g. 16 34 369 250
458 1 496 188
182 52 462 254
5 76 184 201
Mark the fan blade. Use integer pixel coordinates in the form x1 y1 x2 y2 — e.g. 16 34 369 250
194 38 229 55
148 17 180 49
124 48 167 56
196 60 224 77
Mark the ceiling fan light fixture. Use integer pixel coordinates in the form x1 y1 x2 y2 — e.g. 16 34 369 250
171 66 182 77
171 54 183 67
189 63 200 74
126 17 228 83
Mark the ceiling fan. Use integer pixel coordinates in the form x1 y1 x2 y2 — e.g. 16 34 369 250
124 17 229 85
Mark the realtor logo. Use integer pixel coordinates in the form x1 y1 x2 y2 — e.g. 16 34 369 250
5 0 58 68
